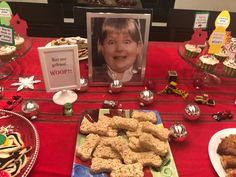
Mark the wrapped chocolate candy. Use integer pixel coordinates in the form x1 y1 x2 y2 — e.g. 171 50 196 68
139 89 154 106
21 100 39 120
109 80 122 94
169 123 187 142
77 78 88 92
184 104 200 120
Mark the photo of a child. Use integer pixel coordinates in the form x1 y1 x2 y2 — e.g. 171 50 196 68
87 12 151 85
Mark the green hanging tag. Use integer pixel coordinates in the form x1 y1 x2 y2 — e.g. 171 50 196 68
0 24 15 45
0 1 12 26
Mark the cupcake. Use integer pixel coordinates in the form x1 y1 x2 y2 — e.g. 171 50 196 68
198 54 219 71
14 36 25 50
185 44 202 58
214 47 229 62
0 45 16 61
223 59 236 77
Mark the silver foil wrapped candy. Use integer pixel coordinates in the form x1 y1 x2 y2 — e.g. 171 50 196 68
109 80 122 94
184 104 200 120
169 123 187 142
139 89 154 106
77 78 88 92
21 100 39 120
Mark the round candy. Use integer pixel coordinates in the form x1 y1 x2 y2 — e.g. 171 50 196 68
169 124 187 142
0 134 6 145
184 104 200 120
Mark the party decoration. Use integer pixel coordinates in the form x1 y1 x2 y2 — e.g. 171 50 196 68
21 100 39 120
64 103 73 116
158 81 189 99
168 71 178 83
0 1 12 26
10 14 28 37
184 104 200 120
102 100 122 109
139 88 154 106
189 28 208 46
109 80 122 94
195 94 215 107
3 95 22 111
212 110 233 121
208 10 231 54
11 76 41 91
76 78 88 92
169 124 187 142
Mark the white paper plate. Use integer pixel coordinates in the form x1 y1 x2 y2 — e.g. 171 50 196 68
208 128 236 177
45 37 88 60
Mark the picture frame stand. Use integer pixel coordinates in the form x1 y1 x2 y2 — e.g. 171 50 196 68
52 89 78 105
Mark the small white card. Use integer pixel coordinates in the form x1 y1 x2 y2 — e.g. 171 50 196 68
0 25 14 45
0 8 11 17
194 12 209 29
38 45 81 92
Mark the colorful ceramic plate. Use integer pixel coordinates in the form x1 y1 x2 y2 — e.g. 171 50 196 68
0 109 40 177
208 128 236 177
45 37 88 60
71 109 179 177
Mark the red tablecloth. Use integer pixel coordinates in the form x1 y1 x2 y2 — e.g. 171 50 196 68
0 37 236 177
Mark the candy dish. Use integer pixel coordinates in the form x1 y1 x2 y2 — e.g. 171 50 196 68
0 109 40 177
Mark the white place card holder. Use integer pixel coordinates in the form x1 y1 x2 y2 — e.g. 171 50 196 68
38 45 80 105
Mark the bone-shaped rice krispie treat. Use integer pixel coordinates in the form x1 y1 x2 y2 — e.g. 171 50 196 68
139 133 168 156
105 136 138 164
93 138 121 159
128 137 149 152
90 157 122 174
141 121 170 141
131 111 157 124
80 117 117 137
126 122 146 137
136 151 162 168
76 134 100 161
109 116 138 131
110 162 144 177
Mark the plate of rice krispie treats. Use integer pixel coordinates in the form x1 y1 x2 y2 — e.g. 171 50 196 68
71 109 179 177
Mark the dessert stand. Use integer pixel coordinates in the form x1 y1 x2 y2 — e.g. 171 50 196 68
178 42 235 88
0 37 32 79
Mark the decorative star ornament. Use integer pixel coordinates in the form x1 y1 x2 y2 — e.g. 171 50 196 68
11 76 41 91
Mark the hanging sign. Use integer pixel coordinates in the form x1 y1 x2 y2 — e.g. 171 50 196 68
38 45 81 92
193 12 209 29
208 10 230 54
0 1 12 26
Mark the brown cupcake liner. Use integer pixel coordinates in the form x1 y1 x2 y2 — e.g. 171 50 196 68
198 61 216 71
223 65 236 77
185 48 199 58
214 55 227 62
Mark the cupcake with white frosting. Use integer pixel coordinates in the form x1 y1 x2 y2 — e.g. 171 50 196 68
14 36 25 50
185 44 202 58
214 47 229 62
0 45 16 60
223 59 236 77
198 54 219 71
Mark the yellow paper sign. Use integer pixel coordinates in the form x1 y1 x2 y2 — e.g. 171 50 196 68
208 10 230 54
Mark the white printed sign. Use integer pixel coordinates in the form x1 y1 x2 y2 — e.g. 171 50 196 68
210 32 225 45
194 12 209 29
0 8 11 17
0 25 14 45
38 45 80 92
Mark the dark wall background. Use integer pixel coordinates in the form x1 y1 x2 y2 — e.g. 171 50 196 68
7 0 236 42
